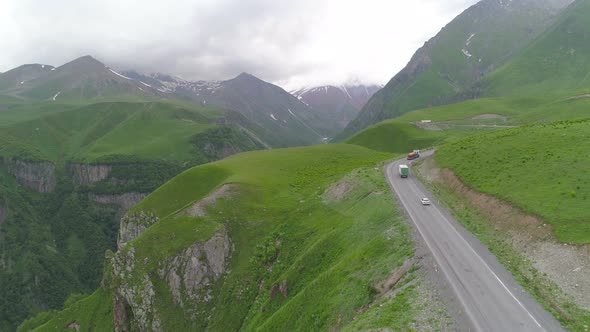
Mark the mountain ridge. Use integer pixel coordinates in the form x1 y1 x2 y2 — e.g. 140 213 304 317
336 0 574 140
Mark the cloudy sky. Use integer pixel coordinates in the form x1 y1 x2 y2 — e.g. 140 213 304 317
0 0 479 89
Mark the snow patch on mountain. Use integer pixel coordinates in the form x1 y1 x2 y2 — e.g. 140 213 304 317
109 69 133 80
462 33 476 58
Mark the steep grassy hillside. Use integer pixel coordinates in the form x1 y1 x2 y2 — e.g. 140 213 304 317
0 101 271 165
483 0 590 97
0 102 213 162
436 119 590 244
338 0 572 139
24 144 431 331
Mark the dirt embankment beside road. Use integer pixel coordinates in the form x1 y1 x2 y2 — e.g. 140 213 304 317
417 156 590 313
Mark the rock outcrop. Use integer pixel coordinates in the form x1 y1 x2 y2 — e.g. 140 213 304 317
4 159 56 193
70 163 112 185
111 230 231 331
117 211 159 249
90 192 147 212
158 231 231 306
111 247 162 332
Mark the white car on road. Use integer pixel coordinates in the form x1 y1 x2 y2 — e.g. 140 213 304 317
420 197 431 205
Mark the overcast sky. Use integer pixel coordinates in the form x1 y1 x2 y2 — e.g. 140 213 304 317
0 0 479 89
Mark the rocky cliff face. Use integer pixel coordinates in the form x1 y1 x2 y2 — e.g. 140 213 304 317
90 192 147 213
158 231 230 307
4 159 56 193
111 247 162 332
70 163 112 185
117 211 160 249
110 230 231 331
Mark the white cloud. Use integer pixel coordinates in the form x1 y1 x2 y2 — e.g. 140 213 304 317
0 0 479 89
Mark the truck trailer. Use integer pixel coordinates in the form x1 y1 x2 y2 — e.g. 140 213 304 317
407 150 420 160
399 165 409 178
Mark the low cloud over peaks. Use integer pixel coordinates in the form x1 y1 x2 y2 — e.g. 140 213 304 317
0 0 478 88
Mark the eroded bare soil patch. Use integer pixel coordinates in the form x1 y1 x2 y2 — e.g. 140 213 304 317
470 113 507 121
185 184 237 217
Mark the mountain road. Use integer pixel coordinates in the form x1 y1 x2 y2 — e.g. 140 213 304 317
385 151 564 332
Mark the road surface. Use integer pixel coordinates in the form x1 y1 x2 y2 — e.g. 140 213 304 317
386 151 564 332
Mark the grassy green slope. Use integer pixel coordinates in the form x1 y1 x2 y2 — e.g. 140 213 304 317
345 120 445 154
436 119 590 244
337 0 570 140
346 90 590 155
344 97 527 154
0 101 222 162
0 166 120 331
18 289 113 332
483 0 590 97
31 144 425 331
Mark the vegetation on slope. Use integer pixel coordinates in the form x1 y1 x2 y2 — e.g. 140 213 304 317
346 90 590 156
0 99 271 329
0 168 119 331
0 101 220 162
483 0 590 97
27 144 430 331
436 119 590 244
17 289 114 332
337 0 571 139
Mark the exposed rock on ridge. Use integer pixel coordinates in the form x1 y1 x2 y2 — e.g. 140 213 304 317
111 230 231 331
111 247 162 332
158 231 231 306
117 211 160 249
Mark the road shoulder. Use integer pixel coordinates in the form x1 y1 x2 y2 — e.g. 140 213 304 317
414 155 590 331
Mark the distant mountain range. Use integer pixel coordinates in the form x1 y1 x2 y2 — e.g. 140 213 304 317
290 85 381 134
0 56 381 142
0 56 335 147
123 70 334 145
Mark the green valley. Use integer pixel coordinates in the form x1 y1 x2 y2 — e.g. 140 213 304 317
0 57 335 329
4 0 590 330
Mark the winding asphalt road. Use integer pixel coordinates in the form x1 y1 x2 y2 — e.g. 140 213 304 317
386 151 564 332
